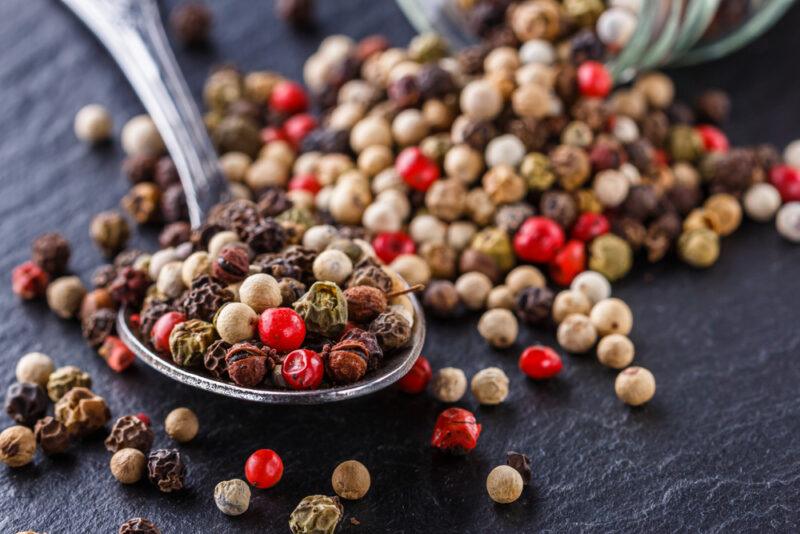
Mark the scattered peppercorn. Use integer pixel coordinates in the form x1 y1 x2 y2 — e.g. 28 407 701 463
105 415 154 453
170 2 213 46
244 448 284 489
110 448 147 484
0 425 36 467
147 448 186 492
4 383 48 427
165 407 199 443
331 460 371 500
470 367 510 405
614 366 656 406
289 495 343 534
118 518 161 534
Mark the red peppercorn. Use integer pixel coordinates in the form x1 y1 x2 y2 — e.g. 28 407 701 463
129 313 141 330
571 212 610 242
396 355 432 394
519 345 563 379
244 448 284 489
549 240 586 286
288 174 321 196
150 311 187 353
513 216 565 263
136 413 151 427
11 261 49 300
770 164 800 202
258 308 306 352
269 81 309 114
98 336 135 372
431 407 481 454
576 61 612 98
284 113 317 146
695 125 729 153
653 148 669 167
261 126 288 144
395 147 440 192
281 349 324 390
372 231 416 264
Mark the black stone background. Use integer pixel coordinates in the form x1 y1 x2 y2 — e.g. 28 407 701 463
1 1 799 532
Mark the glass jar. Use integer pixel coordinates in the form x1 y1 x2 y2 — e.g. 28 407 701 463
395 0 795 82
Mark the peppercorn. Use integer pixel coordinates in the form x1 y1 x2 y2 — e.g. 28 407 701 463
289 495 343 534
470 367 510 406
570 270 611 304
99 333 134 370
588 234 633 281
369 309 412 351
515 286 554 325
105 415 154 453
214 478 251 516
329 460 371 501
743 183 781 222
111 448 147 484
431 407 481 454
776 202 800 242
557 313 598 353
225 342 270 387
615 366 656 406
278 277 306 307
81 308 116 348
170 2 212 46
169 319 218 368
431 367 467 403
294 281 348 338
477 308 518 349
89 211 130 256
551 289 592 324
245 447 284 488
31 232 70 275
590 298 633 336
109 267 149 307
324 339 368 384
54 387 111 437
0 425 36 467
214 302 257 344
164 407 199 443
342 285 385 324
15 352 54 388
313 250 353 285
597 334 635 369
121 182 161 224
5 383 47 427
12 261 49 300
677 228 720 268
46 276 86 319
46 365 91 402
118 517 162 534
201 339 230 380
459 248 501 283
212 244 249 284
486 465 524 504
695 89 730 124
147 448 186 492
423 280 460 317
703 193 742 236
121 114 164 156
34 416 70 455
454 271 493 310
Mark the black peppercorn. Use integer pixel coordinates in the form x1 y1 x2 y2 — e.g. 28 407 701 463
160 184 188 223
257 188 293 218
459 249 501 284
540 191 578 229
212 244 250 284
179 275 234 322
147 448 186 492
709 148 757 195
5 382 48 426
159 221 192 248
210 199 262 240
257 256 303 282
695 89 731 125
114 249 145 268
34 416 70 455
204 339 231 380
388 75 421 108
461 120 497 151
278 277 306 307
417 64 457 100
109 267 150 307
346 265 393 293
622 185 660 221
153 156 180 189
246 218 287 254
276 0 315 28
119 517 162 534
515 286 554 325
31 232 71 275
506 451 532 485
92 264 117 289
225 342 270 387
612 217 647 250
299 128 350 154
457 44 489 76
508 118 548 152
570 28 605 63
213 115 262 158
170 2 212 46
105 415 155 453
122 155 158 184
82 308 117 348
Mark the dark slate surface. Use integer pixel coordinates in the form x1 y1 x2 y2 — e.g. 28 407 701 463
1 1 800 532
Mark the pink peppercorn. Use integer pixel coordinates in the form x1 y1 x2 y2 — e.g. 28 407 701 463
770 165 800 202
513 216 565 263
99 336 135 372
577 61 612 98
288 174 321 195
150 311 187 353
12 261 49 300
396 355 432 394
431 408 481 454
284 113 317 146
571 212 610 242
519 345 563 379
269 81 308 114
695 125 729 153
395 147 439 192
372 232 415 264
549 240 586 286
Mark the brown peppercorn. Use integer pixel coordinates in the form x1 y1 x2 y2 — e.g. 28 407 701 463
324 340 368 384
31 232 71 275
81 308 116 348
147 449 188 497
423 280 460 317
160 184 188 223
92 264 117 289
80 288 114 320
550 145 591 191
121 182 161 224
203 339 231 379
90 211 130 256
170 2 212 46
212 244 250 284
0 425 36 467
369 310 412 351
111 447 147 484
459 248 501 283
515 286 554 325
278 277 306 307
123 155 157 184
159 221 192 248
331 460 371 500
225 342 269 387
276 0 314 27
119 517 161 534
695 89 730 125
165 407 199 443
4 382 48 427
54 387 111 437
344 286 387 324
540 190 578 229
419 242 457 280
46 275 87 319
347 264 393 293
105 415 154 453
34 416 70 455
109 267 149 307
339 328 383 371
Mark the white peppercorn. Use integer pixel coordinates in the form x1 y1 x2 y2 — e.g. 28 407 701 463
350 116 392 152
214 302 256 344
110 448 146 484
362 202 402 233
557 313 598 353
447 221 478 250
444 144 483 184
390 254 431 286
431 367 467 403
149 247 180 281
215 479 251 516
570 271 611 304
165 407 199 443
784 139 800 167
486 465 524 504
181 251 211 286
776 202 800 242
743 183 781 222
392 108 429 146
471 367 510 405
15 352 54 388
485 134 526 168
597 334 635 369
245 158 288 190
477 308 518 348
551 290 592 324
519 39 554 64
590 298 633 336
505 266 546 295
74 104 113 143
615 366 656 406
328 182 371 225
593 170 630 208
302 225 339 252
460 79 503 120
486 285 515 310
47 276 87 319
409 214 447 245
156 261 185 299
331 460 371 500
239 274 282 314
313 250 354 285
455 272 492 310
219 152 252 183
121 114 164 156
597 7 637 48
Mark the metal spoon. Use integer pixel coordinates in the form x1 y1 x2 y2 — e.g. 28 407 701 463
60 0 425 404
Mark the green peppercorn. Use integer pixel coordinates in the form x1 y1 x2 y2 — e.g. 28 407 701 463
588 234 633 282
408 33 448 63
677 228 720 268
46 365 92 402
519 152 555 191
293 281 348 337
169 319 218 367
470 227 515 272
288 495 343 534
668 125 704 162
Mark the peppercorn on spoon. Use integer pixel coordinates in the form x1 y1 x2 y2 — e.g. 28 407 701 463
61 0 426 403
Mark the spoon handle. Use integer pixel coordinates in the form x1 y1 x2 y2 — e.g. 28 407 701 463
60 0 227 227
